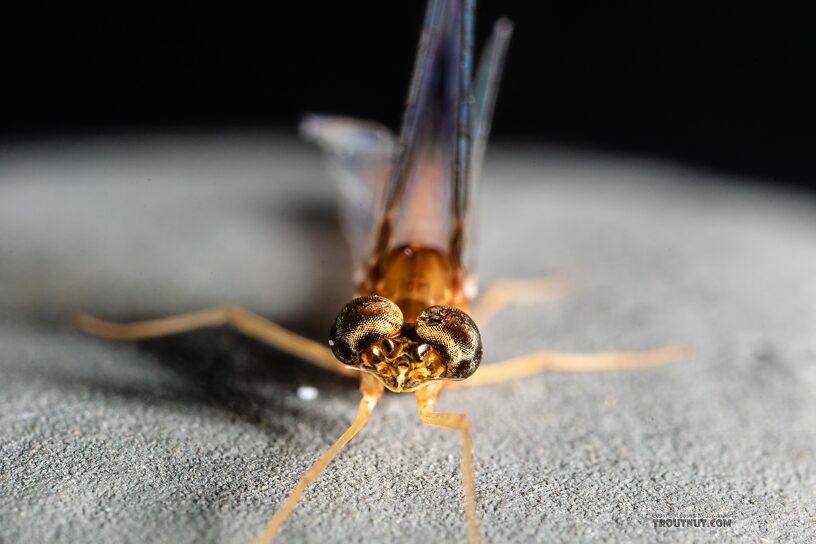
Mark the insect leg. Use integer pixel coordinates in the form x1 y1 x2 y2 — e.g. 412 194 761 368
70 307 355 376
471 273 573 326
415 383 480 544
447 345 690 388
255 375 384 544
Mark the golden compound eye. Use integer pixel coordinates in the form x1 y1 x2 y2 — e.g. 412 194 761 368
415 305 482 380
329 295 404 365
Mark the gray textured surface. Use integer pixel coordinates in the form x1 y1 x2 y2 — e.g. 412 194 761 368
1 134 815 543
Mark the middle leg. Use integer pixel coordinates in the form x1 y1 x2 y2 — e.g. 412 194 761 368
472 273 573 326
447 345 690 388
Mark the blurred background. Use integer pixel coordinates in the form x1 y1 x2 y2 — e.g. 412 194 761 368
3 5 816 543
2 1 814 189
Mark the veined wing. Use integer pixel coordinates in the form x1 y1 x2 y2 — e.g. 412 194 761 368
372 0 512 297
302 0 512 294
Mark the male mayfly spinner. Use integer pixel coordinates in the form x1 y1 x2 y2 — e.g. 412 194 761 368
72 0 687 542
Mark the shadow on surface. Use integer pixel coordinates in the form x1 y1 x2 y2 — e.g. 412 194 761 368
34 193 361 430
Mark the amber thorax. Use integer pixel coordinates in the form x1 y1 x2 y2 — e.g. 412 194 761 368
363 244 467 322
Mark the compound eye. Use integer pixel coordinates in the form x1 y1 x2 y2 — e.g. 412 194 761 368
329 296 404 365
415 305 482 379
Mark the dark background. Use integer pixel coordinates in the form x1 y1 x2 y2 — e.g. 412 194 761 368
2 1 814 187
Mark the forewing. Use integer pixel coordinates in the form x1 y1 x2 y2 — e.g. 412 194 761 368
303 1 512 296
376 0 474 265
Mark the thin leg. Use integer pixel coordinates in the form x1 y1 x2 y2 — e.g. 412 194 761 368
255 374 384 544
70 307 355 377
415 383 479 544
448 345 690 388
472 273 573 326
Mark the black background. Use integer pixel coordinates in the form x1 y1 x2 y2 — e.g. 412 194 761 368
3 1 814 188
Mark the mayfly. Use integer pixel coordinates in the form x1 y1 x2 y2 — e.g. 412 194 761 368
72 0 687 542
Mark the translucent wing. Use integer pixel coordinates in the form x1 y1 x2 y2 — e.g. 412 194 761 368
303 0 512 294
299 115 394 282
374 1 511 292
462 18 514 286
470 19 513 180
369 0 455 263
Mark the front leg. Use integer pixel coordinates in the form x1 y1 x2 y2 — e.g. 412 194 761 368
255 374 384 544
71 307 355 377
415 382 480 544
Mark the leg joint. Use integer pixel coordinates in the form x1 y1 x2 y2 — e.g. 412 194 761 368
222 305 244 321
